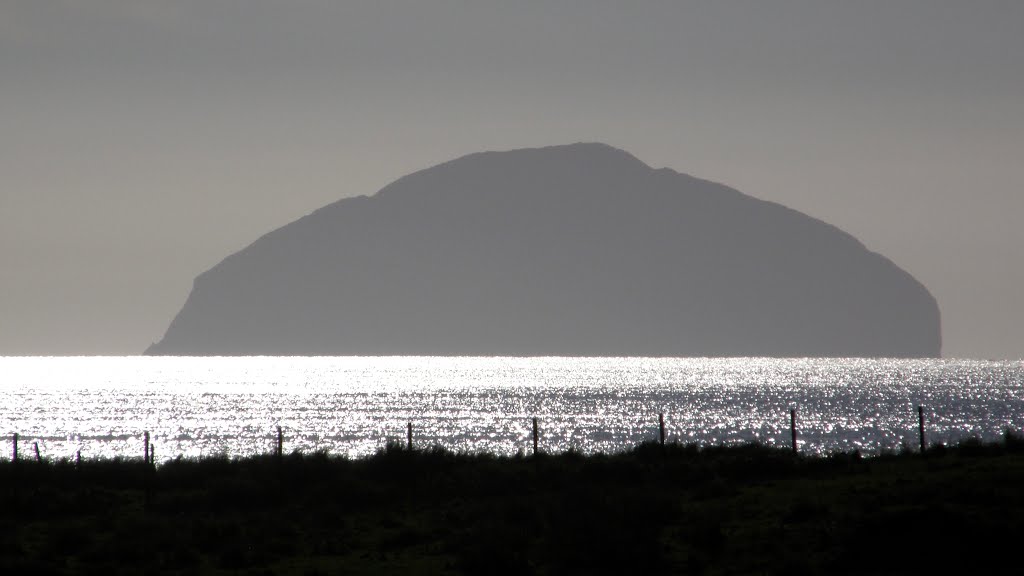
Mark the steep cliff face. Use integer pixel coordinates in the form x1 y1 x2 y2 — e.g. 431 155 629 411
147 143 941 357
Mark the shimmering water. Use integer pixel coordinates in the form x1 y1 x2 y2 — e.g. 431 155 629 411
2 357 1022 461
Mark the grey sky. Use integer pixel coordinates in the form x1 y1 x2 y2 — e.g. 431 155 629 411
2 1 1021 358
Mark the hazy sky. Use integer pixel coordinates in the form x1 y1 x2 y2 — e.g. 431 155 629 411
2 1 1021 358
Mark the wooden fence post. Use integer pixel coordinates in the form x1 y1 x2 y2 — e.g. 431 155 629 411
11 433 17 462
33 442 42 463
144 447 153 511
144 431 150 465
407 422 413 451
76 450 81 470
659 413 666 448
790 408 798 455
532 417 539 456
918 406 926 453
276 426 284 461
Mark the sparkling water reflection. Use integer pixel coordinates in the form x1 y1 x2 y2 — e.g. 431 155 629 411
1 357 1022 461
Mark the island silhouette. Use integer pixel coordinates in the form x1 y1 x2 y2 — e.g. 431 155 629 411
146 143 940 357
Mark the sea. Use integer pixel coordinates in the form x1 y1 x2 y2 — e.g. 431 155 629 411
2 356 1023 462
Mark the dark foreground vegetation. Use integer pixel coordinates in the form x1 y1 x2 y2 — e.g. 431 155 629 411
4 435 1024 575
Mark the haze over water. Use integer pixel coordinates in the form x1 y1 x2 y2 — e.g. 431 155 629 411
3 357 1022 462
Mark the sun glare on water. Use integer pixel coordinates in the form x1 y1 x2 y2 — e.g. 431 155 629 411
1 356 1022 461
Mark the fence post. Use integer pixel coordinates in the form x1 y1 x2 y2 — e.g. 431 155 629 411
532 417 539 456
144 441 154 510
918 406 926 453
76 450 81 470
659 413 666 448
33 442 42 463
407 422 413 451
144 431 150 465
790 408 798 455
12 433 17 462
276 426 284 461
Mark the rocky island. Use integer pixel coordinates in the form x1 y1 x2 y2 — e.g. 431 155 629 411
147 143 941 357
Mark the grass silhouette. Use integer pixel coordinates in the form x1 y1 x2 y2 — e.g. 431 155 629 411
3 433 1024 574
